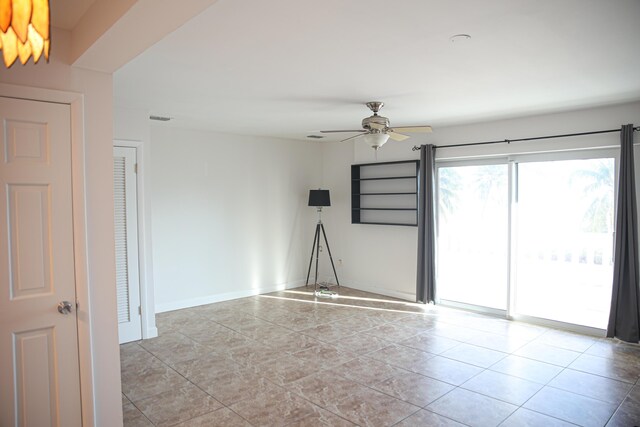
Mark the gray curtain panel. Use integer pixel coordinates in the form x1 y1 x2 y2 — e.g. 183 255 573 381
607 124 640 343
416 144 437 304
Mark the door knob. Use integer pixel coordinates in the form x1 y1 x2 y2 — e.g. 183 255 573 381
57 301 73 314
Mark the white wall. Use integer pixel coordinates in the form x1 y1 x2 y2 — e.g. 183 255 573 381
150 126 322 312
0 28 121 426
321 101 640 300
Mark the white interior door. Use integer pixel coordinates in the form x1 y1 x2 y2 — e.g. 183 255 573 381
0 97 82 426
114 146 142 343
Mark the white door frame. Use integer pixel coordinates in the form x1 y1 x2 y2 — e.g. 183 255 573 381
114 139 157 339
0 83 95 426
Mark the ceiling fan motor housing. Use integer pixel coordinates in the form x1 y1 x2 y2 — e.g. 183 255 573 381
362 114 390 130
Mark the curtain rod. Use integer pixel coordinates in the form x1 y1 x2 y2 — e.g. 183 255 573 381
411 126 640 151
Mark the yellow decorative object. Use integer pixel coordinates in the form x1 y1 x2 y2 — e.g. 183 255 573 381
0 0 49 67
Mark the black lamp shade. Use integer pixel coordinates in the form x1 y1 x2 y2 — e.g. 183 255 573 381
308 189 330 207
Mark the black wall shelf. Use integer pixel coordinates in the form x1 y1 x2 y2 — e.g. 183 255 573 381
351 160 419 226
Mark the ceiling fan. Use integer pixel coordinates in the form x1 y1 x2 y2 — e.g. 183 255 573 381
320 101 432 150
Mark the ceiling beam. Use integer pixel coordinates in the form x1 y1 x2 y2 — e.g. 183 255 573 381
70 0 219 73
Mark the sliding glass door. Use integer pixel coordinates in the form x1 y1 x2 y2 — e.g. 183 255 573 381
514 157 615 328
435 151 616 330
437 163 509 310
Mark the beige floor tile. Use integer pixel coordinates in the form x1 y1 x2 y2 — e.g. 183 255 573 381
326 313 386 332
440 342 508 368
364 309 414 324
155 309 206 333
120 343 157 371
123 402 153 427
139 332 214 365
189 327 253 349
323 387 420 427
366 343 434 373
569 353 640 384
372 371 454 406
215 313 268 332
121 287 640 427
300 322 356 343
393 409 465 427
292 342 357 368
361 323 421 342
172 407 252 427
606 387 640 427
228 389 325 427
288 371 363 407
330 357 408 386
216 339 284 367
415 356 483 386
332 332 391 355
427 388 517 426
135 383 223 427
460 369 543 406
535 329 598 352
235 321 296 343
429 322 478 342
586 338 640 364
548 368 633 404
252 353 316 385
286 406 356 427
179 320 232 342
399 333 461 355
172 354 242 384
489 355 563 384
393 313 438 330
122 363 191 402
514 342 581 367
501 408 577 427
265 331 323 354
523 386 618 426
196 368 284 405
465 329 532 353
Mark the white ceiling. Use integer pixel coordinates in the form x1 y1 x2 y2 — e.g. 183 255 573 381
113 0 640 141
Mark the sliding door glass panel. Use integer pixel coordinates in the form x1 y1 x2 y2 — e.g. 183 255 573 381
437 164 509 309
515 158 614 328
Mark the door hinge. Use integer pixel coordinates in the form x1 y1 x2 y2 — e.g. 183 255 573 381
138 306 142 315
134 163 138 174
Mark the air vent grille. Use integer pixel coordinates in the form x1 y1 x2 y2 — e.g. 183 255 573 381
149 115 171 121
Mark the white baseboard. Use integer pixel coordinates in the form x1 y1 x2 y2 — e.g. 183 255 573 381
155 280 305 313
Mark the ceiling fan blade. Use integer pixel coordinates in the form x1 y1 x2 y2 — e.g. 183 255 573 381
390 125 432 133
320 129 365 134
387 131 410 142
340 134 365 143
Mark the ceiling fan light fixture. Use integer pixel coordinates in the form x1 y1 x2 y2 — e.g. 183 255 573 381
362 132 390 150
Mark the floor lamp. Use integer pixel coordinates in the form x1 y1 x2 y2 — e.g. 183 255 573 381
306 189 340 291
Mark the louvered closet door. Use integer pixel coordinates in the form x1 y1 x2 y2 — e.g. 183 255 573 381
113 146 142 343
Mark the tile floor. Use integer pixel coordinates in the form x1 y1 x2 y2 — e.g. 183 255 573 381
121 287 640 427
